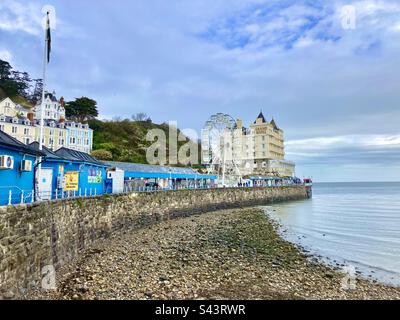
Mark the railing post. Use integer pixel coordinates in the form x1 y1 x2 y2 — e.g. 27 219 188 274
8 190 12 206
94 188 97 196
85 188 87 197
20 190 24 204
55 190 58 200
31 189 35 203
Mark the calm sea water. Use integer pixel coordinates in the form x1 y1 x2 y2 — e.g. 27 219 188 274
264 182 400 286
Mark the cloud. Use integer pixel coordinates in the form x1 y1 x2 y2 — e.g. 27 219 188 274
0 49 13 63
2 0 400 181
0 0 42 35
286 134 400 166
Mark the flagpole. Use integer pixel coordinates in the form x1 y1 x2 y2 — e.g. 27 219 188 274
39 13 49 152
37 12 49 197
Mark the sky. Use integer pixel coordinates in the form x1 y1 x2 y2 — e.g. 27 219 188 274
0 0 400 182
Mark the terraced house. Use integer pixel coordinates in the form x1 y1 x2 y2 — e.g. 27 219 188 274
0 92 93 153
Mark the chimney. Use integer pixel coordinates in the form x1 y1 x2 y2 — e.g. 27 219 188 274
60 96 65 108
27 112 34 122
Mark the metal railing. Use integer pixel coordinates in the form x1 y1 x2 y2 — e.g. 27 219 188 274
0 187 101 207
0 181 306 207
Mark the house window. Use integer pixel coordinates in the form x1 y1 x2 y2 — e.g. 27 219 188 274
12 126 17 134
24 128 29 135
24 138 30 144
0 124 4 131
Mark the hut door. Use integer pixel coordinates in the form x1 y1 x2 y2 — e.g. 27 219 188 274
38 168 53 200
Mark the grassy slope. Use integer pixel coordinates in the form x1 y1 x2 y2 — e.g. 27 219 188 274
0 87 33 108
89 119 201 165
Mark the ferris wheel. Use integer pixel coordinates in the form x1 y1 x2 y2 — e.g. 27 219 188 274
201 113 242 186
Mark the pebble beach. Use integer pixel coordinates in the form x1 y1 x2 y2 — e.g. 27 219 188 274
26 208 400 300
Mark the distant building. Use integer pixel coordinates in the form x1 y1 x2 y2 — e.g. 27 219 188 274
0 97 32 118
65 121 93 154
34 91 66 122
0 92 93 153
35 119 68 151
233 112 295 177
0 114 36 145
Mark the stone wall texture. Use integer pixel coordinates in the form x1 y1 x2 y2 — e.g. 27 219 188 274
0 186 309 297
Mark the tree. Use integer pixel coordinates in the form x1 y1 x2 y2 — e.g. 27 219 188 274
65 97 99 123
30 79 43 104
0 59 36 100
0 60 12 80
91 149 113 161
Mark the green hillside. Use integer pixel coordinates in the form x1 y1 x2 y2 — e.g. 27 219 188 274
0 87 7 100
89 119 201 166
0 87 33 108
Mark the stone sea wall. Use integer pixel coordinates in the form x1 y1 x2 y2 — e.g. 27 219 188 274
0 186 308 297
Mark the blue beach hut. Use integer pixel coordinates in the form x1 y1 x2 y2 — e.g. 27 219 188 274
0 131 45 205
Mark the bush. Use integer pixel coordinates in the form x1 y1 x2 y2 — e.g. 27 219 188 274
91 149 113 161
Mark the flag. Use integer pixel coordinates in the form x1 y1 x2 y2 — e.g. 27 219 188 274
46 12 51 63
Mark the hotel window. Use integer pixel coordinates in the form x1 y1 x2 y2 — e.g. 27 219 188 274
12 126 17 134
24 128 29 135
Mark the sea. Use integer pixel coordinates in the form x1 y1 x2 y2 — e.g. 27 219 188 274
263 182 400 286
